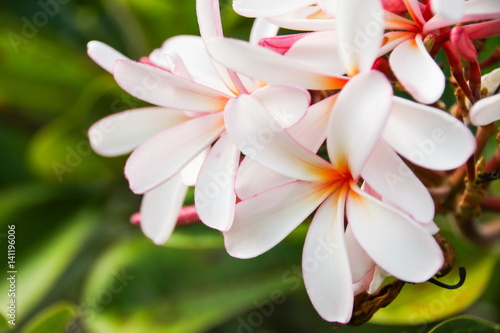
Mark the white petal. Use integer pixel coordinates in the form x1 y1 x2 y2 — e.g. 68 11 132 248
88 107 189 157
125 112 225 194
303 192 353 323
285 31 346 76
268 6 336 31
114 60 231 112
206 38 349 90
389 36 445 104
232 0 315 17
383 97 476 170
361 139 435 223
195 133 239 231
327 71 393 178
251 85 310 128
345 225 373 284
225 94 332 181
463 0 500 19
87 41 129 74
431 0 465 21
470 94 500 126
224 180 331 258
250 17 280 44
337 0 384 75
180 149 209 186
367 266 388 294
140 174 188 245
347 185 444 283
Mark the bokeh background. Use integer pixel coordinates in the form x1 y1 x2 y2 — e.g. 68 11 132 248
1 0 499 332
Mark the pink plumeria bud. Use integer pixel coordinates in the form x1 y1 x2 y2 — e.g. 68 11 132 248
382 0 407 13
258 33 310 55
451 26 477 62
130 212 141 226
139 56 155 66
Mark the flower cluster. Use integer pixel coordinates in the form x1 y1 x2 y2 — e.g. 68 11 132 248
87 0 500 325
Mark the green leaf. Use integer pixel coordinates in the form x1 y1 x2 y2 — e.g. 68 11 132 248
21 302 76 333
0 312 10 331
0 209 96 320
370 255 497 326
428 315 500 333
82 236 302 333
164 224 224 250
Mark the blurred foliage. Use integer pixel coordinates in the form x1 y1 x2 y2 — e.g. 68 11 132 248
0 0 498 332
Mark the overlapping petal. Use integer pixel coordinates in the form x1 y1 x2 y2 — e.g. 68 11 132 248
87 41 130 74
361 139 434 223
389 36 445 104
224 180 332 258
195 133 239 231
114 60 231 112
383 97 476 170
347 184 443 282
249 17 280 45
345 225 373 284
125 112 225 194
470 94 500 126
225 94 333 181
206 38 349 90
268 6 335 31
327 71 393 178
303 191 353 323
88 107 189 157
140 174 188 245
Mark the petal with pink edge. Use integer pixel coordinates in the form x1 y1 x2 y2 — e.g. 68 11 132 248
195 133 239 231
251 84 310 128
232 0 315 17
285 31 346 76
206 38 349 90
140 174 188 245
114 60 231 112
225 94 332 181
345 225 373 284
470 94 500 126
337 0 384 75
361 139 434 223
88 107 190 157
224 180 331 258
347 184 444 283
303 191 353 323
389 36 445 104
87 41 130 74
383 97 476 170
125 112 225 194
327 71 393 178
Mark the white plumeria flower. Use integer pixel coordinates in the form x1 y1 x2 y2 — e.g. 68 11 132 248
87 0 311 242
223 71 445 323
470 68 500 126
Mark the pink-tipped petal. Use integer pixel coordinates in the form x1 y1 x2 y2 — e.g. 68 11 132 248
302 191 354 323
225 94 332 181
140 174 188 245
206 38 349 90
251 85 311 128
389 36 445 104
87 41 130 74
232 0 316 17
250 17 280 44
114 60 231 112
470 94 500 126
88 107 189 157
195 133 239 231
285 31 346 76
431 0 465 21
337 0 384 75
383 97 476 170
327 71 393 178
224 180 331 258
125 112 225 194
347 184 444 282
361 139 434 223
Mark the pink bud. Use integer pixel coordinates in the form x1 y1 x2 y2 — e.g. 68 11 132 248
258 33 310 55
450 26 477 62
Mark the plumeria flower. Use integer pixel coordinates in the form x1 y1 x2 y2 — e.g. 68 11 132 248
87 0 312 242
470 68 500 126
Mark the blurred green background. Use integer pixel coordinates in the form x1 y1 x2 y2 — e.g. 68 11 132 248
0 0 499 332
